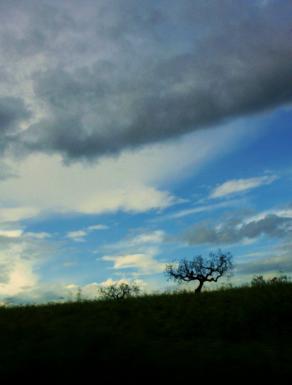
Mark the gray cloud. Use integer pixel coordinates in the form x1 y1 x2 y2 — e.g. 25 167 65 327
236 247 292 276
0 97 30 152
0 0 292 160
184 214 292 246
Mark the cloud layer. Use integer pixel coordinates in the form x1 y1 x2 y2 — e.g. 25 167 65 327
0 126 243 215
184 212 292 246
0 0 291 160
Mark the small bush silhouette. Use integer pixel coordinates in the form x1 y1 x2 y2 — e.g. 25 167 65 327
76 287 82 302
251 274 289 287
98 281 141 300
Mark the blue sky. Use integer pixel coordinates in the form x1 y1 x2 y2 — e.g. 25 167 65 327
0 0 291 303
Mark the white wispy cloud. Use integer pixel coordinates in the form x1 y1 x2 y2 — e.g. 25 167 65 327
67 230 87 242
210 175 277 199
24 232 51 240
169 199 241 219
102 230 165 253
66 223 109 242
87 224 109 231
125 230 165 246
102 252 164 275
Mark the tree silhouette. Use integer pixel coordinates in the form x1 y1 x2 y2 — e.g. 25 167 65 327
98 281 141 300
165 250 233 294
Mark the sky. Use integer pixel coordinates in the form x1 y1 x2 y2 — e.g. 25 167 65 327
0 0 291 304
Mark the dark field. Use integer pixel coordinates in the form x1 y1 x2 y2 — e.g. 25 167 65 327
1 283 292 382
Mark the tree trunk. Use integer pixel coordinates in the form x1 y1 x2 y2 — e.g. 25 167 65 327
195 280 204 294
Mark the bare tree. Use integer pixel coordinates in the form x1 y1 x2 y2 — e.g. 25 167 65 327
98 281 141 300
165 250 233 294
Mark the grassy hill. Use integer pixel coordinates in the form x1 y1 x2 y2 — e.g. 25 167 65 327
1 283 292 381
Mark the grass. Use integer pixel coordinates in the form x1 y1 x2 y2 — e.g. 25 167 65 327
1 283 292 381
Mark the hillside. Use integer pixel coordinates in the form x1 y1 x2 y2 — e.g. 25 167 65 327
1 283 292 381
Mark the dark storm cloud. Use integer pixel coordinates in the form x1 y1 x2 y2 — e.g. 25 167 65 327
0 0 292 160
184 214 292 246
